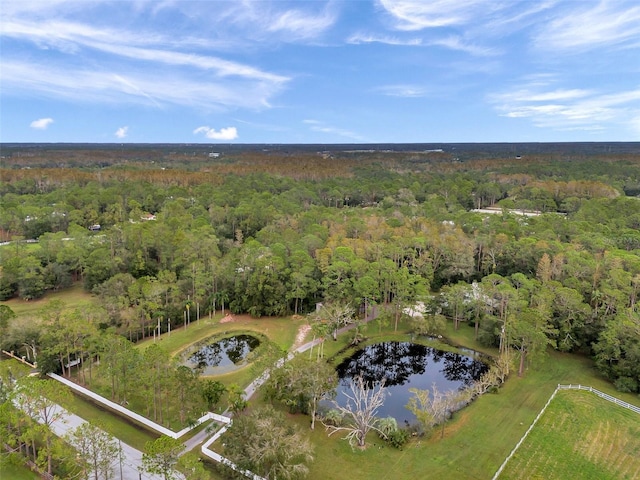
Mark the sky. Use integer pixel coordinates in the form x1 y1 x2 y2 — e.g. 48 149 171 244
1 0 640 144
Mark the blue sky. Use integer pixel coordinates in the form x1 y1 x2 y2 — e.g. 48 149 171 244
1 0 640 143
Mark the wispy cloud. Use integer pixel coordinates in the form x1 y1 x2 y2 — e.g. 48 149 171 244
2 19 289 83
379 0 491 29
428 35 498 56
204 1 337 43
376 0 538 56
374 84 429 98
534 1 640 52
303 119 364 140
489 79 640 133
193 126 239 140
30 117 54 129
267 7 337 39
347 32 422 46
115 126 128 139
1 60 284 111
0 5 290 111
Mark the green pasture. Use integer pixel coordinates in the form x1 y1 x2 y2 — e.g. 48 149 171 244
136 312 305 358
0 283 96 318
499 389 640 480
59 390 159 451
0 462 40 480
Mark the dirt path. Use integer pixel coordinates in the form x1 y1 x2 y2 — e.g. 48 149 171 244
292 324 312 351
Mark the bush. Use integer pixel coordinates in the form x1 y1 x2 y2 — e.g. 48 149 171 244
614 376 638 393
386 428 410 449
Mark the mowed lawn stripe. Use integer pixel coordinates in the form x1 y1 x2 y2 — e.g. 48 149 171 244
498 389 640 480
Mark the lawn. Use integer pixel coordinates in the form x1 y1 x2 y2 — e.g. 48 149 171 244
498 390 640 480
135 312 305 357
60 390 159 451
0 462 40 480
1 283 97 318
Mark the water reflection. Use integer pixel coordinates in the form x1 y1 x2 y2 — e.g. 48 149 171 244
332 341 488 424
181 334 260 375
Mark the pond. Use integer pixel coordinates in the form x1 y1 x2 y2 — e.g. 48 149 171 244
179 334 261 375
330 341 489 426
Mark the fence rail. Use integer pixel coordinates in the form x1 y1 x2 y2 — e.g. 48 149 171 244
557 384 640 415
493 384 640 479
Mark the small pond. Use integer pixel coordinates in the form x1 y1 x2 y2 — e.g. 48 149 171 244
179 334 261 375
330 341 489 425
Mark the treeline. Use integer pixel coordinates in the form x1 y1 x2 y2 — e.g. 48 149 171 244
1 150 639 392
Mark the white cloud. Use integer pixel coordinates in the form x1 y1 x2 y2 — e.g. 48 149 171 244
191 1 337 43
267 8 336 39
0 9 290 112
374 84 428 97
1 19 289 83
534 1 640 52
115 126 128 139
379 0 486 29
489 80 640 133
428 35 498 56
303 119 364 141
30 117 53 129
347 33 422 46
1 60 283 110
193 126 238 140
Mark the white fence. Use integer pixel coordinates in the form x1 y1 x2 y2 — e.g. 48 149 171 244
47 373 264 479
557 384 640 415
492 384 640 479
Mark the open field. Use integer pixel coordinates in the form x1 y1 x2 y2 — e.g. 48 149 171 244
498 390 640 480
1 283 97 318
135 312 305 358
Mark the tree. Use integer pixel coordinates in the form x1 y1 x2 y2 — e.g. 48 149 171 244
176 452 208 480
173 365 203 425
309 302 355 342
224 405 314 480
0 305 16 337
66 421 121 480
266 355 337 430
593 311 640 393
507 308 556 377
15 376 70 476
142 436 183 480
406 383 469 438
324 375 387 448
200 379 226 412
227 383 247 414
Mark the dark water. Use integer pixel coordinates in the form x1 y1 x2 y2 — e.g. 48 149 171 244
181 334 260 375
330 341 488 425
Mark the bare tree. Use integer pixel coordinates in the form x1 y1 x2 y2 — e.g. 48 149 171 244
406 383 470 439
309 302 355 342
324 375 387 448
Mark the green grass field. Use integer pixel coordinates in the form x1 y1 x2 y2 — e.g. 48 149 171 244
0 462 40 480
1 283 97 318
499 390 640 480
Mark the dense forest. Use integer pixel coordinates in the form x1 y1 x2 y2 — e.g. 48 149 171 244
1 144 639 393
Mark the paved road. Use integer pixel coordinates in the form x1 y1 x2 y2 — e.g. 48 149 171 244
42 404 183 480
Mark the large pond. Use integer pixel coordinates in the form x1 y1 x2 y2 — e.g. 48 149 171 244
179 334 260 375
330 341 489 426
